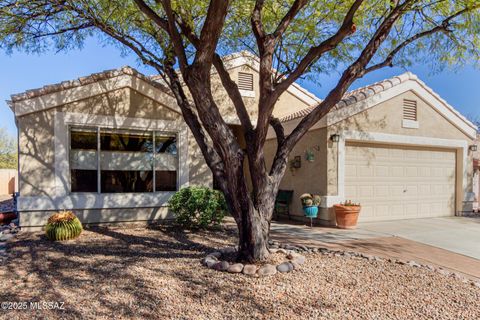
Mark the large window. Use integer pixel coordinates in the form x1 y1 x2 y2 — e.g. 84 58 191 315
70 127 178 193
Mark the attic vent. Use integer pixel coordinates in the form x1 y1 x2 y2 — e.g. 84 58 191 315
237 72 254 91
403 99 417 121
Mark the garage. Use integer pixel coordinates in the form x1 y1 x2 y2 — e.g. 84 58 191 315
345 142 456 222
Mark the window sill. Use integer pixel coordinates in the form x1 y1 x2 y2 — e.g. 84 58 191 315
17 192 175 211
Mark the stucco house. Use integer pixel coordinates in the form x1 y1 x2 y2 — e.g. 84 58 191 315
7 51 478 228
473 135 480 212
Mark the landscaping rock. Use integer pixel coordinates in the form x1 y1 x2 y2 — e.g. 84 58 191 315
202 256 218 268
269 248 279 254
227 263 244 273
277 262 293 273
0 233 13 242
220 247 237 254
213 261 230 272
257 264 277 276
242 264 258 276
208 251 222 258
276 249 287 254
407 261 421 268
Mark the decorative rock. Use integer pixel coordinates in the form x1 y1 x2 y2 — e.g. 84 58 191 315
269 244 279 249
407 261 421 268
277 249 287 254
220 247 237 254
202 256 218 268
286 252 300 260
213 261 230 271
257 264 277 276
438 269 450 276
0 233 13 242
227 263 244 273
208 251 222 258
269 248 279 254
242 264 258 276
473 282 480 289
290 261 301 270
277 262 294 273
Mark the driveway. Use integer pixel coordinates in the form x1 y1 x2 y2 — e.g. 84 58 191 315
269 216 480 280
359 217 480 260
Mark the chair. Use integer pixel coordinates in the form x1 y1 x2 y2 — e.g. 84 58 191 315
274 190 294 220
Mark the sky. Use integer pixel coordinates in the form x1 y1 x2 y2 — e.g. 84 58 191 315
1 37 479 138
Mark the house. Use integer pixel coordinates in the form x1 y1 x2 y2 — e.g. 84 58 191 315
265 73 478 224
7 51 478 228
473 135 480 212
7 52 319 229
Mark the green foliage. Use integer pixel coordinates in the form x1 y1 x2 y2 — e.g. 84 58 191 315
169 186 228 229
0 1 478 80
45 211 83 241
0 127 16 169
340 200 361 207
299 193 321 207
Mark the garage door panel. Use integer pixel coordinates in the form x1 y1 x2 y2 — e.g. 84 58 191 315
345 143 456 222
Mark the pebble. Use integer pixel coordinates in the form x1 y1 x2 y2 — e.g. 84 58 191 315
291 255 306 265
227 263 244 273
257 264 277 276
277 262 293 273
242 264 258 276
208 251 222 258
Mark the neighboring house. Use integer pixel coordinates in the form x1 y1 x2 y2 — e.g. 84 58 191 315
7 51 478 228
473 134 480 212
0 169 17 195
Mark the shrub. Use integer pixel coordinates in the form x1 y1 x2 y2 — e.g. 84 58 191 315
169 186 228 229
45 211 83 241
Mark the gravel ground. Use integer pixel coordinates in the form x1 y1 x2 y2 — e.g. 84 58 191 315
0 225 479 320
0 197 13 213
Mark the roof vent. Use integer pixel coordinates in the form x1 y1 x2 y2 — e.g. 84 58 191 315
403 99 417 121
237 72 254 91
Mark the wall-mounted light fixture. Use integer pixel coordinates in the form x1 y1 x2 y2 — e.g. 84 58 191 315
330 134 340 143
470 145 478 152
290 156 301 169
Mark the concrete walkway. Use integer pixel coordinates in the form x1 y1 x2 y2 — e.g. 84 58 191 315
269 217 480 280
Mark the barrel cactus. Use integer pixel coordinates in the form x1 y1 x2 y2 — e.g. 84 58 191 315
45 211 83 241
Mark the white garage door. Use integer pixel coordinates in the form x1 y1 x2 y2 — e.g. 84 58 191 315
345 143 456 222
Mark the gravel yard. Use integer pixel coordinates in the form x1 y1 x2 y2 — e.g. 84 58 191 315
0 225 479 320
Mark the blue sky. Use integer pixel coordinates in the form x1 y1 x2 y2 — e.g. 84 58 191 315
1 37 479 137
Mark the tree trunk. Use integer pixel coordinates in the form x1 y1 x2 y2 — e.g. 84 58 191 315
236 204 271 262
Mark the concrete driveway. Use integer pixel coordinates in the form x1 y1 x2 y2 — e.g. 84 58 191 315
359 217 480 260
269 216 480 280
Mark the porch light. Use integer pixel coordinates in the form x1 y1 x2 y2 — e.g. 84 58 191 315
330 134 340 143
470 145 478 152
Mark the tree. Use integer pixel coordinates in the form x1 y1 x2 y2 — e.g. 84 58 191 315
0 127 17 169
1 0 478 262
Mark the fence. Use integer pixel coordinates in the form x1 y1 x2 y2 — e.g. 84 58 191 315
0 169 17 195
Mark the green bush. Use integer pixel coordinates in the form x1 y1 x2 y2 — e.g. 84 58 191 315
169 186 228 229
45 211 83 241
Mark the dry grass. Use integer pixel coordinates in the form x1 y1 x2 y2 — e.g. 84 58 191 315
0 225 479 320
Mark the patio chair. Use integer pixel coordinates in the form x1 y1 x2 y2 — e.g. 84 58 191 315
274 190 294 220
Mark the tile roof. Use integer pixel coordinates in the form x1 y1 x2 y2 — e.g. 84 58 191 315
9 66 169 103
280 72 416 123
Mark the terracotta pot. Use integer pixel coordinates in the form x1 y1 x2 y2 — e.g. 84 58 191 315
0 212 16 224
333 205 361 229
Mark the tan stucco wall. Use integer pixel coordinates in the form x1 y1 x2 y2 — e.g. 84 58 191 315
209 64 313 124
327 90 474 206
265 128 328 217
265 89 474 223
16 87 212 199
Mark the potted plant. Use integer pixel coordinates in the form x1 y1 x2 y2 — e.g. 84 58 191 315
333 200 361 229
300 193 321 218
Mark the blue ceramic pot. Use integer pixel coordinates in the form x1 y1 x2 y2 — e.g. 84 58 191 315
303 206 318 218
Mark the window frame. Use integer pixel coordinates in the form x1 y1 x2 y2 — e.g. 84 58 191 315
68 125 179 194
